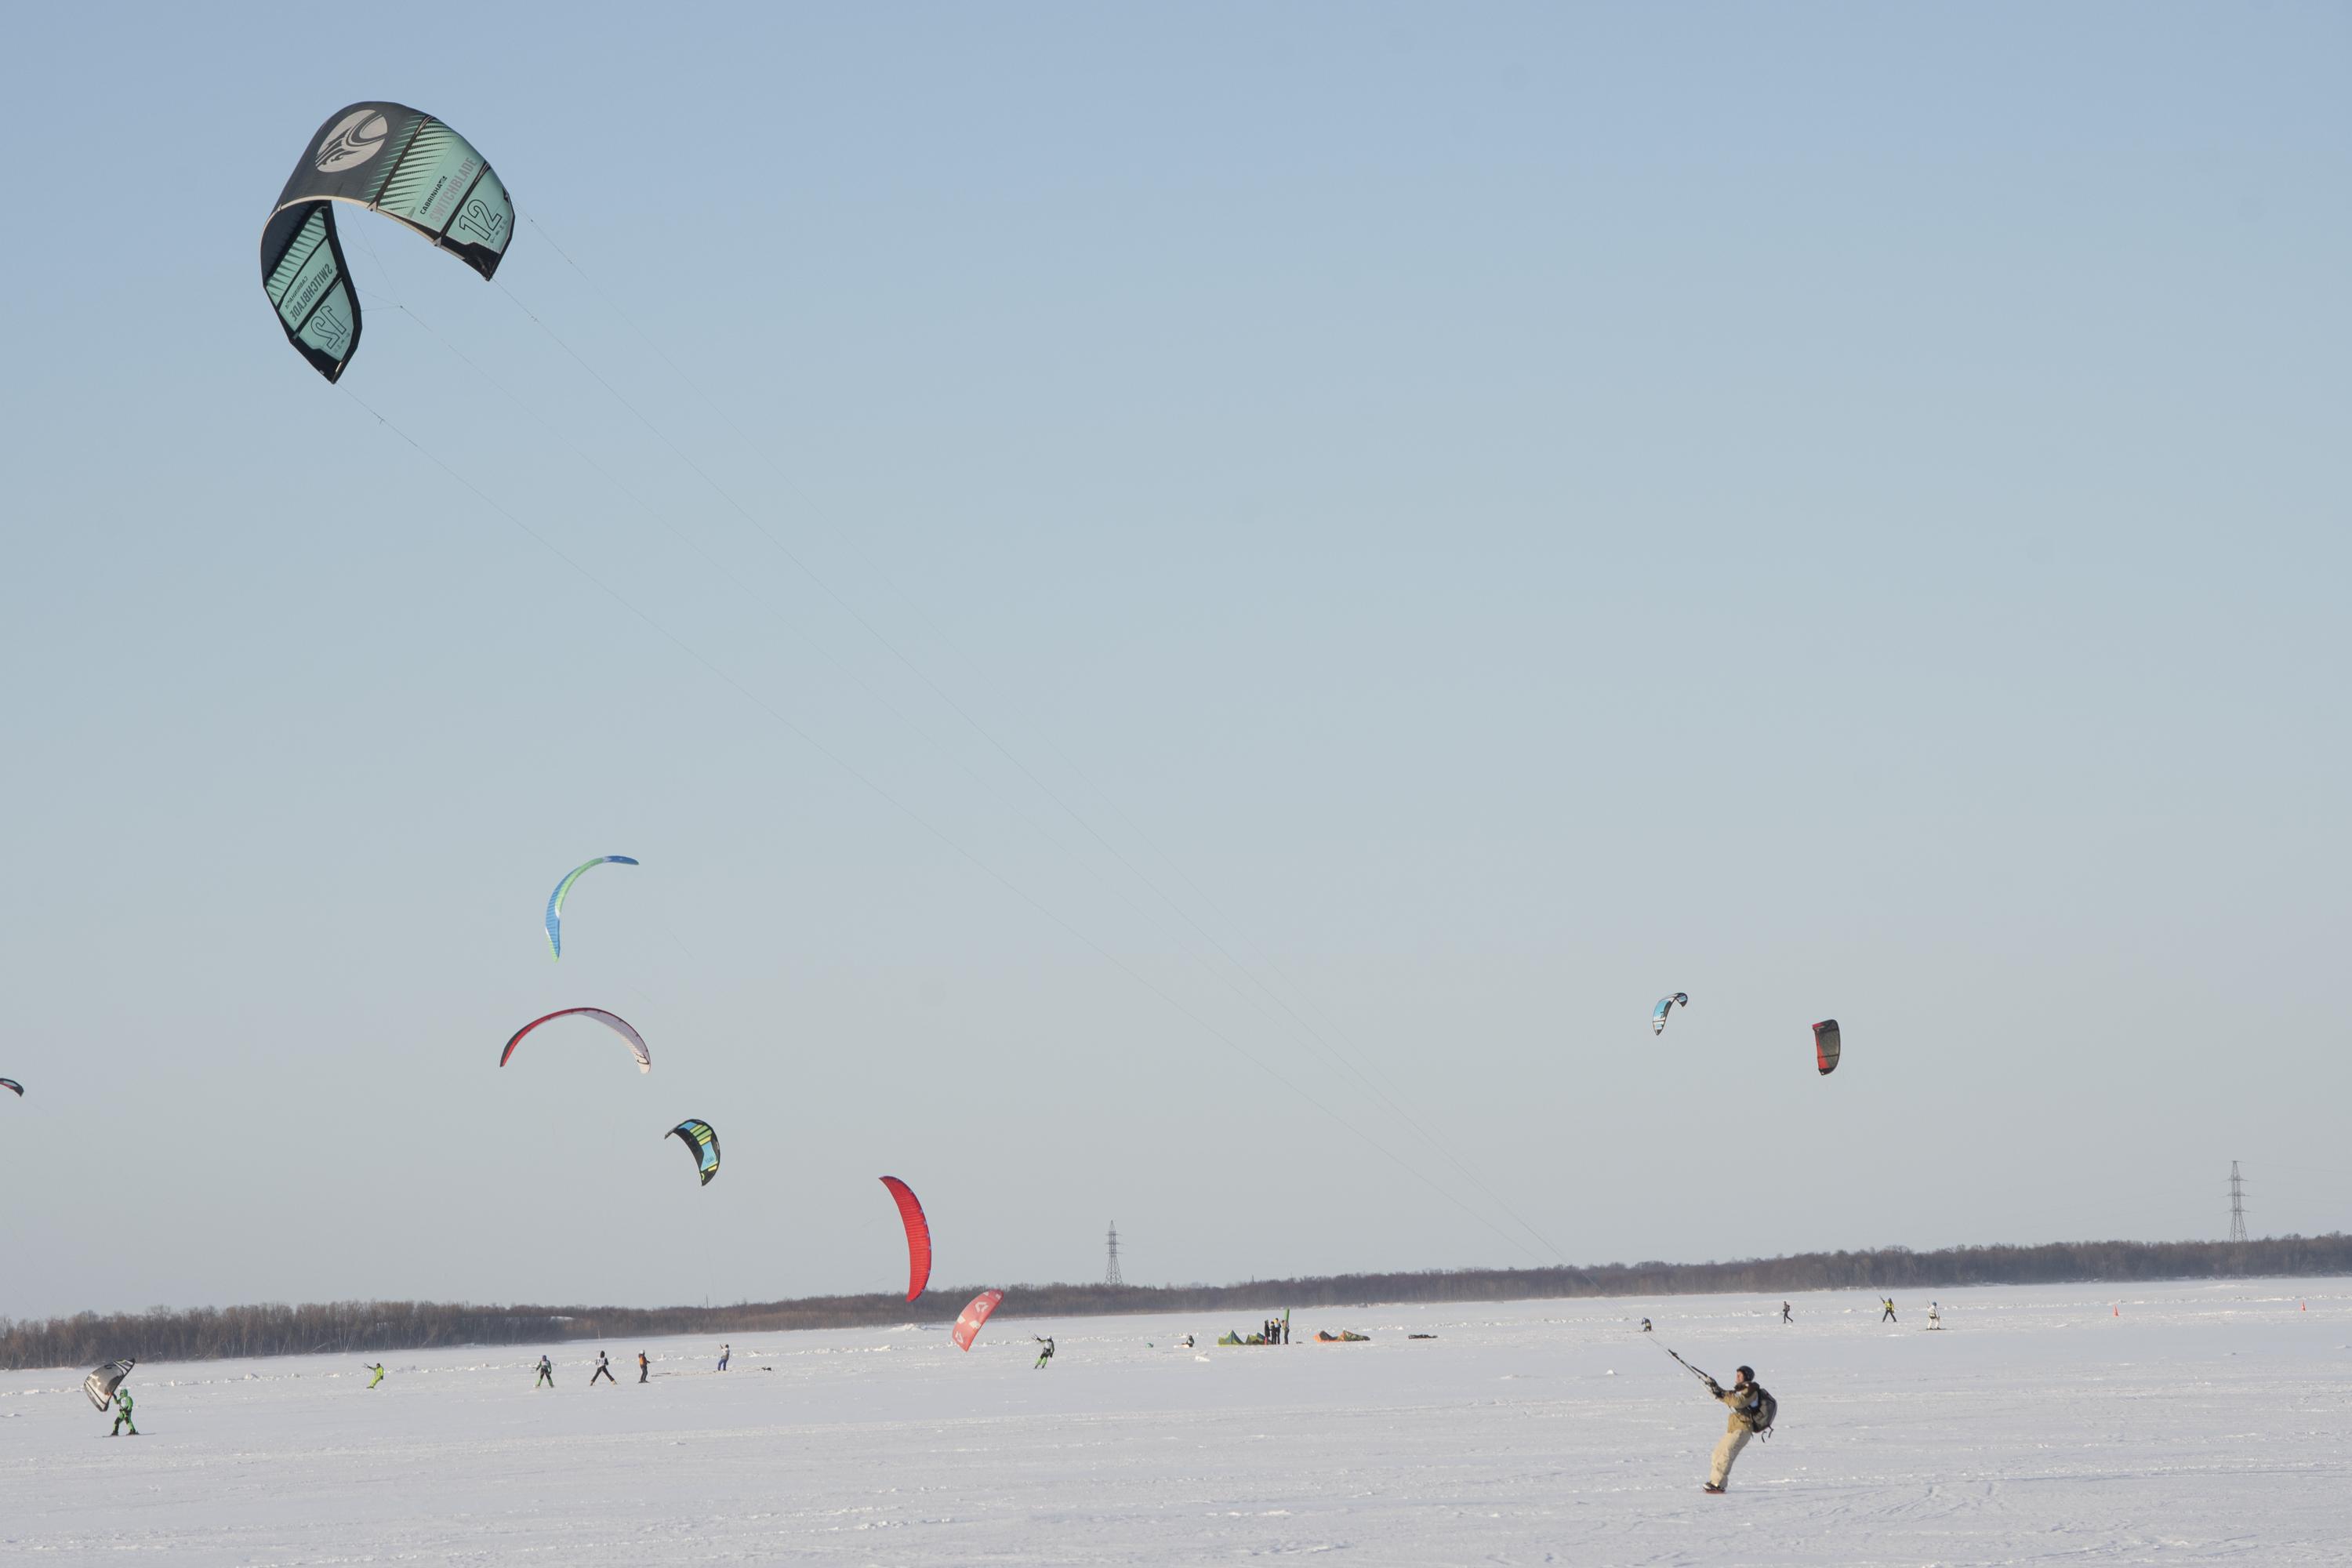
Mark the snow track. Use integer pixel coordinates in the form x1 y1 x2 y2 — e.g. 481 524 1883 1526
2 1278 2345 1564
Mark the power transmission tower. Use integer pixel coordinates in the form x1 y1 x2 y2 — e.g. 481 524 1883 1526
2227 1160 2248 1244
1105 1221 1124 1287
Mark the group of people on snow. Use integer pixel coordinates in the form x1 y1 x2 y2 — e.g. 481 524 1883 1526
520 1345 728 1387
102 1293 1944 1497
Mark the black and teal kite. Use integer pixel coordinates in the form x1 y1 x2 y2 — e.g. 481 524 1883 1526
666 1120 720 1187
260 103 514 382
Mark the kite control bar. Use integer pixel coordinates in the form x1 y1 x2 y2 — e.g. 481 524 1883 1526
1656 1340 1719 1390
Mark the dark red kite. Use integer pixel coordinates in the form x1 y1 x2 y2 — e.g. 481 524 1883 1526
880 1176 932 1302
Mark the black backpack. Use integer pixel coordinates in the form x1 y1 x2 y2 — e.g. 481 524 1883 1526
1746 1383 1778 1437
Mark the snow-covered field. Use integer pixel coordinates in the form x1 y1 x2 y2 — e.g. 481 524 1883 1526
3 1277 2345 1565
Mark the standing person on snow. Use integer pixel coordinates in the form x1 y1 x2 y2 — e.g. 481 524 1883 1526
1880 1297 1897 1323
534 1355 554 1388
637 1352 649 1383
1033 1337 1056 1369
1700 1364 1769 1494
590 1352 615 1385
110 1387 138 1436
1927 1301 1942 1329
1780 1302 1792 1324
717 1343 731 1371
365 1363 386 1389
1639 1318 1653 1334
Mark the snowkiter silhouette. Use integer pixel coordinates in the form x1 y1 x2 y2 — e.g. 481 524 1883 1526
1780 1302 1792 1324
1881 1298 1897 1323
534 1356 554 1388
366 1363 385 1389
637 1352 649 1383
111 1388 137 1436
590 1352 615 1385
1034 1336 1055 1369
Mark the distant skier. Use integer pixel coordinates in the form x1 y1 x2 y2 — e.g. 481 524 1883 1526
1927 1301 1942 1330
637 1352 649 1383
1780 1302 1792 1324
1880 1297 1897 1323
717 1343 731 1372
1178 1334 1195 1349
1639 1317 1653 1333
365 1363 386 1389
110 1387 137 1436
1033 1336 1055 1370
590 1352 615 1385
534 1355 554 1388
1700 1364 1769 1494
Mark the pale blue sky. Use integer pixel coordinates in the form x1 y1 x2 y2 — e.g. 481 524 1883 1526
1 4 2345 1319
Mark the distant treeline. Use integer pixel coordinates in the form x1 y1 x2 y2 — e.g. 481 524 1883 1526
5 1233 2346 1371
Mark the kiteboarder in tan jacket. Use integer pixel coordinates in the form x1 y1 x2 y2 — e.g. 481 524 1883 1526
1703 1366 1766 1494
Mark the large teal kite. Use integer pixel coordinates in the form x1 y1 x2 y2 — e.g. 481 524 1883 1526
667 1120 720 1186
545 856 638 960
260 102 515 382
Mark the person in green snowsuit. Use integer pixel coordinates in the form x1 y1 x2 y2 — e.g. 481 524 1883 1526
110 1388 137 1436
1033 1336 1055 1369
366 1363 386 1388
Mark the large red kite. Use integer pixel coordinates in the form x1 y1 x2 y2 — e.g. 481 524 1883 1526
880 1177 932 1302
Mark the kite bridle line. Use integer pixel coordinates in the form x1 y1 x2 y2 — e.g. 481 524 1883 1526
339 343 1559 1275
503 207 1581 1272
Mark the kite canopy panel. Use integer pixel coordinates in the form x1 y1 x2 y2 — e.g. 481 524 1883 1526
951 1290 1004 1352
1813 1019 1842 1076
0 1077 20 1096
259 102 514 382
83 1359 134 1410
545 855 639 960
667 1120 720 1185
880 1176 933 1302
499 1007 652 1073
1651 993 1690 1036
